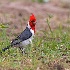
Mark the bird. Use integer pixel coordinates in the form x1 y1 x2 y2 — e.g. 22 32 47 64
2 13 36 54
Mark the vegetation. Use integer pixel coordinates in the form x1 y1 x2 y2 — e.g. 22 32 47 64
0 15 70 70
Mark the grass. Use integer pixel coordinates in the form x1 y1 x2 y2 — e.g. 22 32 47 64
0 18 70 70
32 0 44 3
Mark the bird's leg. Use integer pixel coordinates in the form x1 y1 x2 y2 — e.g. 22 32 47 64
22 48 25 54
19 47 25 55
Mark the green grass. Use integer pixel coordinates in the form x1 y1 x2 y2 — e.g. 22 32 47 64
0 22 70 70
32 0 44 3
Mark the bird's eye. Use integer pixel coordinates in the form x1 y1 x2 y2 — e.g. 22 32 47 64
31 20 35 22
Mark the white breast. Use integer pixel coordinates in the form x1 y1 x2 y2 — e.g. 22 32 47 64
21 29 34 46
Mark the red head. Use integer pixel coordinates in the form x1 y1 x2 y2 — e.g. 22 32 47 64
29 13 36 33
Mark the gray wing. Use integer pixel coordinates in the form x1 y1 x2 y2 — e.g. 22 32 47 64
11 27 32 46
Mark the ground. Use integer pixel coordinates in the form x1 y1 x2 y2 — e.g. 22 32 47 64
0 0 70 70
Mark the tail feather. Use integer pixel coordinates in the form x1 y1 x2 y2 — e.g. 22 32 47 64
2 45 12 52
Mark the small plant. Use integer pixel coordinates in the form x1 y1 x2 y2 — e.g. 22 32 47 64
32 0 44 3
46 14 53 35
38 0 44 3
0 23 8 28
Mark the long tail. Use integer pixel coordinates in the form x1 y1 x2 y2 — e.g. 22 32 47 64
2 45 12 52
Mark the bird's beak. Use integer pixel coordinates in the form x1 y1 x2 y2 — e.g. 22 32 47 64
33 21 37 25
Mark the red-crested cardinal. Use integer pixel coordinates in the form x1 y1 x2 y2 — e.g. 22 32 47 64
2 13 36 53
